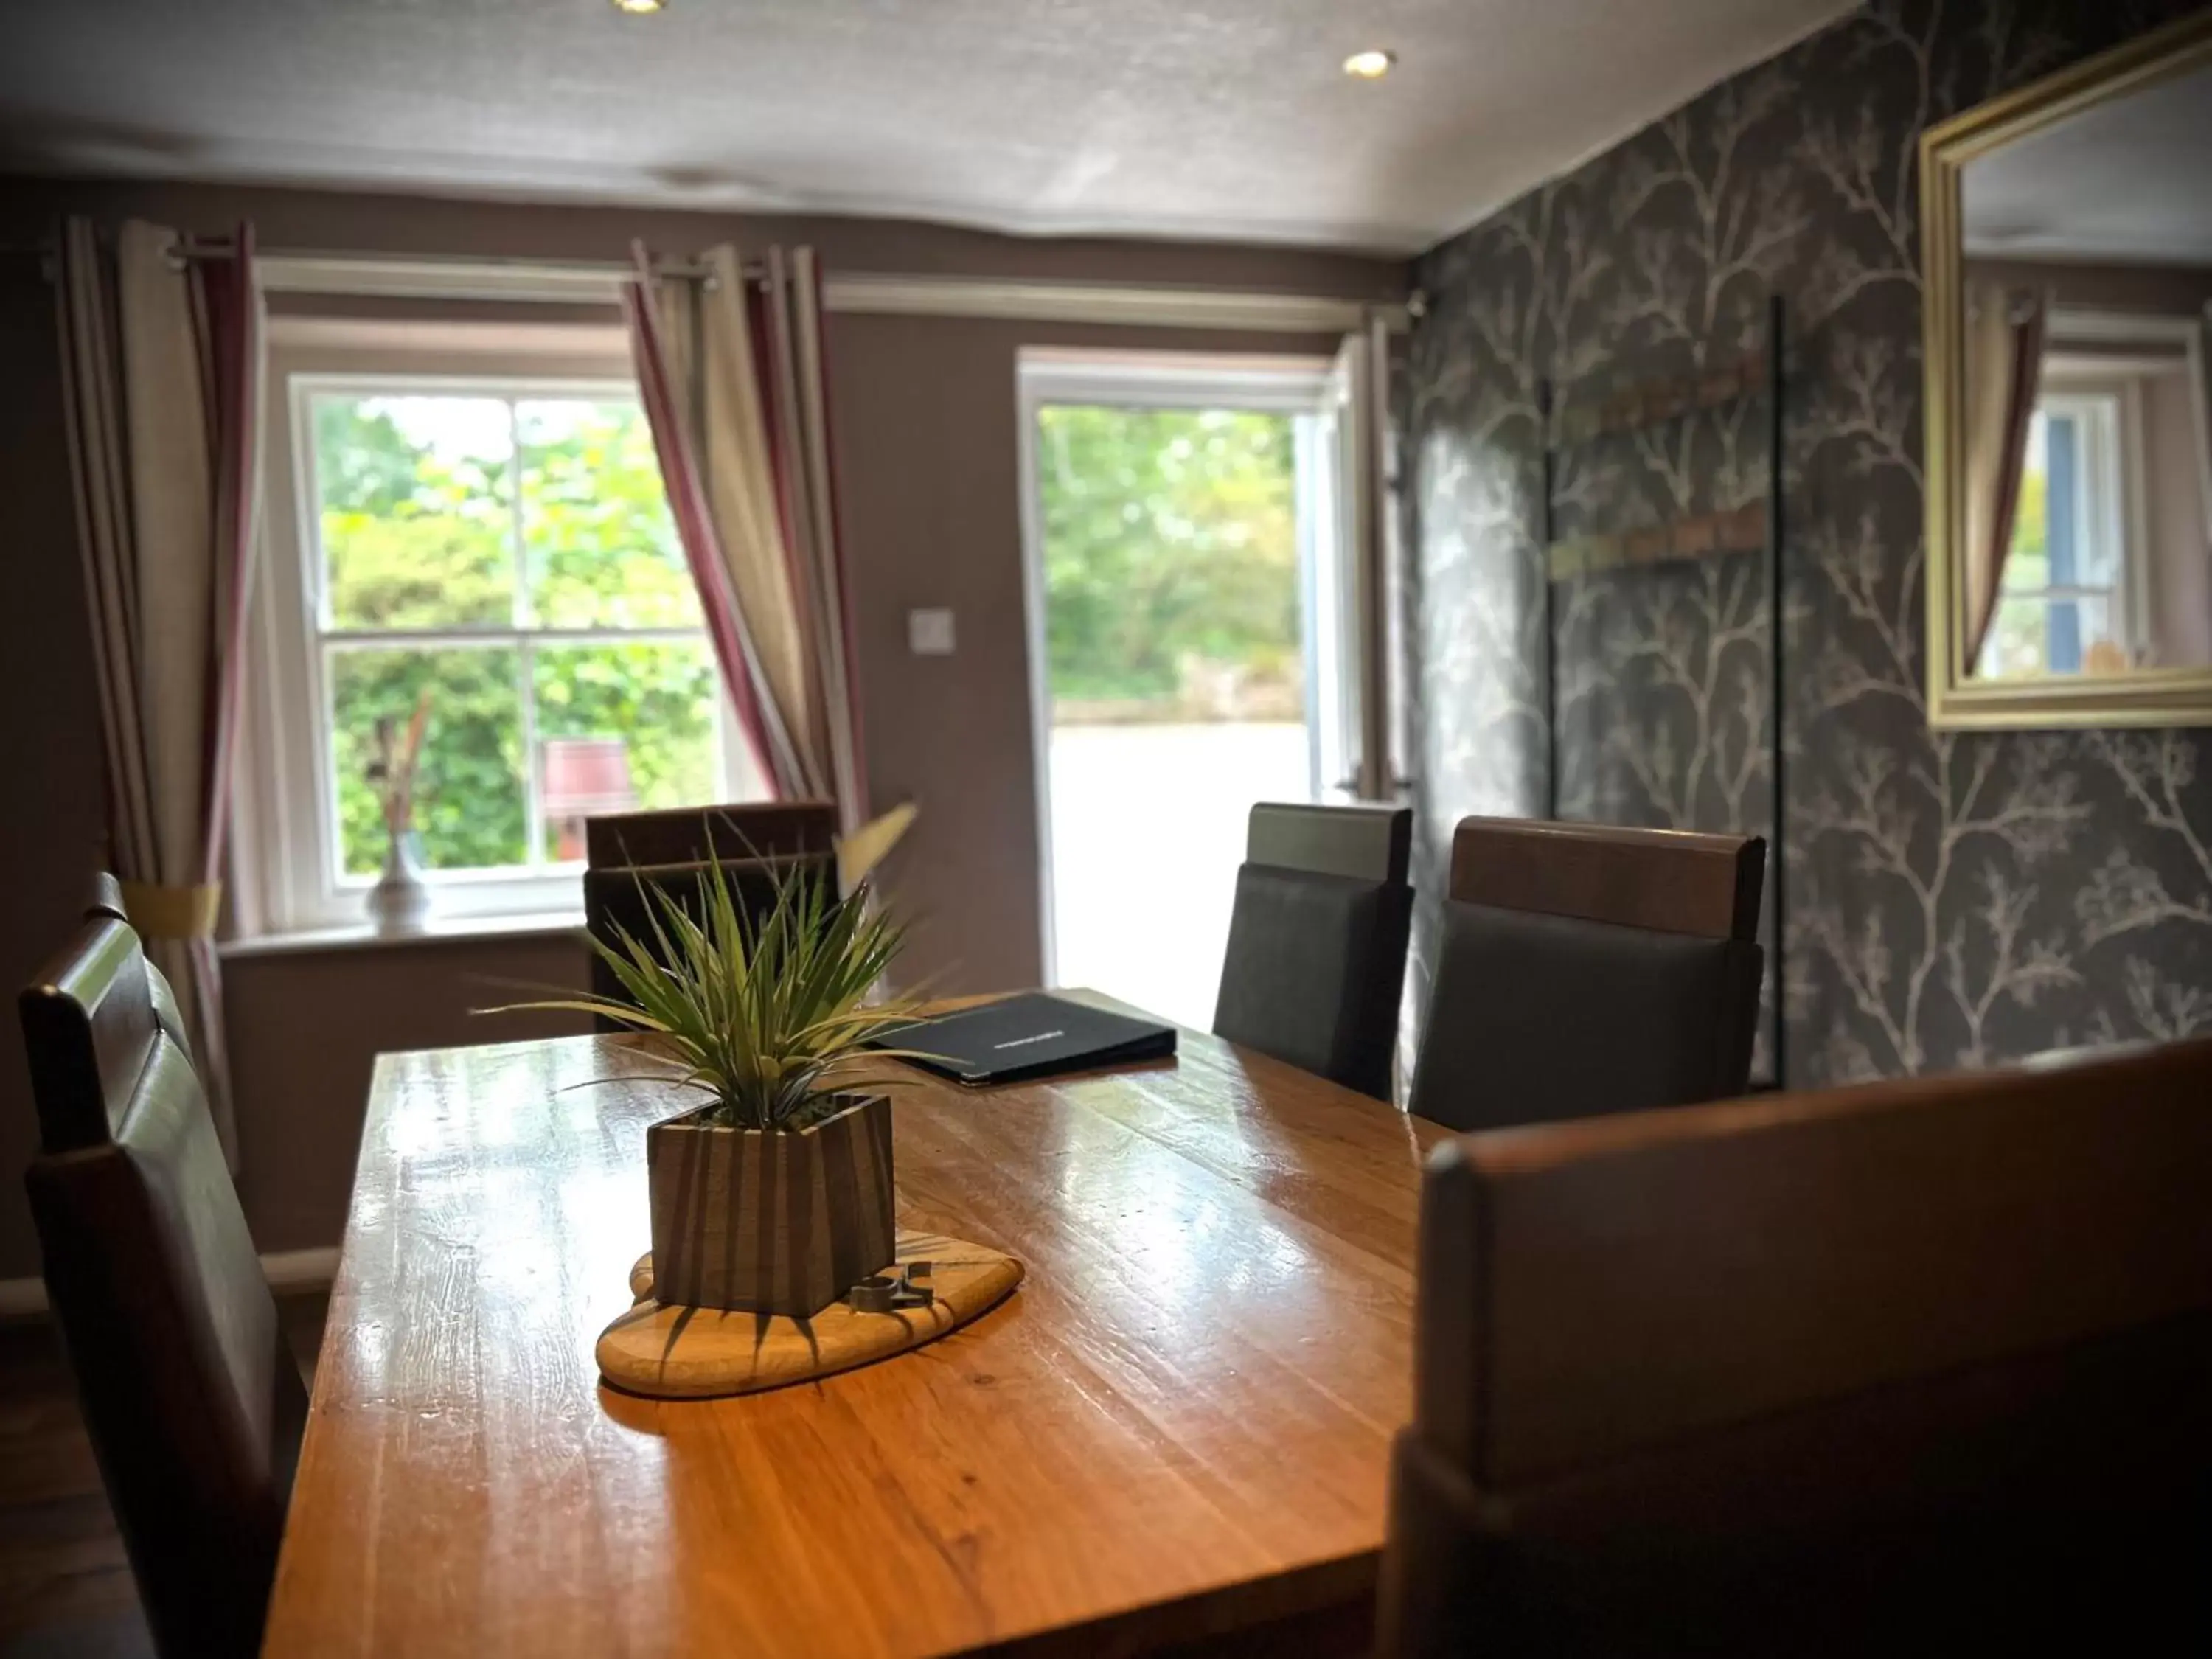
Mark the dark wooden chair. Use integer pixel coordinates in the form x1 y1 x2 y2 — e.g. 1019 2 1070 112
1405 818 1763 1131
20 914 309 1659
581 799 838 870
1211 801 1413 1100
582 804 839 1019
1377 1037 2212 1657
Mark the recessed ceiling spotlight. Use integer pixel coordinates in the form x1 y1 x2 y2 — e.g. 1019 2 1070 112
611 0 666 13
1343 49 1396 79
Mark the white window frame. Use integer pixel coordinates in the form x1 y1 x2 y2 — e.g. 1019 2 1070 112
1011 347 1363 986
1988 390 2129 678
2028 388 2127 593
235 317 753 936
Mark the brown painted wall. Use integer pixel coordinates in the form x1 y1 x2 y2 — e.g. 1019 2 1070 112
832 313 1360 994
222 935 594 1256
0 254 113 1287
0 176 1405 1278
1964 255 2212 316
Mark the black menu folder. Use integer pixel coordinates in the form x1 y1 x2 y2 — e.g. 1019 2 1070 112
874 992 1177 1086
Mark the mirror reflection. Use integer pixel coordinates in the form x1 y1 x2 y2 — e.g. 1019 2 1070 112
1958 57 2212 683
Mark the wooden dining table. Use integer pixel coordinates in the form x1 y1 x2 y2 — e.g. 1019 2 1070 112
260 998 1448 1658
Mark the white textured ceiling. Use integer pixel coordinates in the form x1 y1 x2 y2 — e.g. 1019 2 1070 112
1963 60 2212 267
0 0 1852 253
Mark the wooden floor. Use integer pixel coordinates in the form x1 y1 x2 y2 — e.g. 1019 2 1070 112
0 1294 327 1659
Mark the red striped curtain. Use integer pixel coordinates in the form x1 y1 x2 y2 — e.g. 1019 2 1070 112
621 243 870 840
54 217 264 1160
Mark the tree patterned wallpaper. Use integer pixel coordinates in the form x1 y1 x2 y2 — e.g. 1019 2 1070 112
1399 0 2212 1087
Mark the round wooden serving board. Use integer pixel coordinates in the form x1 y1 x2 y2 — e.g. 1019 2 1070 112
597 1231 1023 1400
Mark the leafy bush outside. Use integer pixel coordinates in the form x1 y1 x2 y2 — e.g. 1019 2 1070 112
316 395 718 874
318 395 1308 877
1035 405 1303 721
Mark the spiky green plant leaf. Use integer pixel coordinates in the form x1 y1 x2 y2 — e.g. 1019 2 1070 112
484 852 929 1130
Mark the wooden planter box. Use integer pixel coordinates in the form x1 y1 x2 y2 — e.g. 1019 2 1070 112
646 1094 897 1318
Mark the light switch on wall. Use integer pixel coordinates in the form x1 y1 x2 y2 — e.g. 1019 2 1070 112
908 608 956 656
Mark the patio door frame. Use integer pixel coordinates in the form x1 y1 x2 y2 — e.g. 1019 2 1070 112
1012 346 1384 986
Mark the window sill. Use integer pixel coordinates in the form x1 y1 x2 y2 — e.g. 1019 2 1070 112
220 908 588 961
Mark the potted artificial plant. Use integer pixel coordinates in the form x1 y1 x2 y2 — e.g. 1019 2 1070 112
501 856 926 1319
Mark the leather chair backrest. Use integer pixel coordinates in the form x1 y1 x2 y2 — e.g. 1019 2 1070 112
583 800 836 870
1211 802 1412 1100
583 806 842 1026
1445 816 1761 939
21 917 309 1659
584 852 839 1017
1407 818 1764 1131
1377 1037 2212 1655
83 870 192 1062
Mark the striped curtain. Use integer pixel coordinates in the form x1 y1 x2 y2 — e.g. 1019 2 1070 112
621 243 870 840
54 218 263 1160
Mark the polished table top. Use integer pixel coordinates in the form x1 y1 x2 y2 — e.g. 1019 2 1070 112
262 1006 1447 1658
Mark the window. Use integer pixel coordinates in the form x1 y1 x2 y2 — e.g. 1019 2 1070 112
241 323 754 933
1977 306 2212 683
1979 392 2133 678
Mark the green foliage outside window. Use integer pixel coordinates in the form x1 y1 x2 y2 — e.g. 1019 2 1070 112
1984 419 2052 679
1034 405 1301 712
316 394 718 876
319 395 1306 876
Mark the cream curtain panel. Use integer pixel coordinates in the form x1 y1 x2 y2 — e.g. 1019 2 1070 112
1961 281 2048 670
55 217 263 1158
622 243 872 841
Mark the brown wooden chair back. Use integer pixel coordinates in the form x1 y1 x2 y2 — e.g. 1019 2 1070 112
1407 818 1764 1131
582 804 839 1020
1446 817 1761 939
1378 1037 2212 1655
1211 802 1413 1099
582 800 836 869
20 916 309 1659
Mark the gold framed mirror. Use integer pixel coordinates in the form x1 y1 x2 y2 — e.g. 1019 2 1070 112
1922 11 2212 729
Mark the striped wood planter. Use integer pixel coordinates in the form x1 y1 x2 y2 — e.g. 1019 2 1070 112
646 1094 896 1318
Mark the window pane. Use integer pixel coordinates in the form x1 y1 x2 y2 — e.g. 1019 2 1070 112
1977 593 2126 678
2071 595 2129 673
1981 596 2050 678
519 400 698 629
533 641 720 861
2043 410 2083 605
2000 411 2048 593
316 396 515 630
1035 405 1302 716
330 646 526 876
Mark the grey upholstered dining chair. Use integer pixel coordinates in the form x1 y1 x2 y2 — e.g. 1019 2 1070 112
21 907 310 1659
1406 816 1763 1132
1211 801 1413 1099
1377 1037 2212 1657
